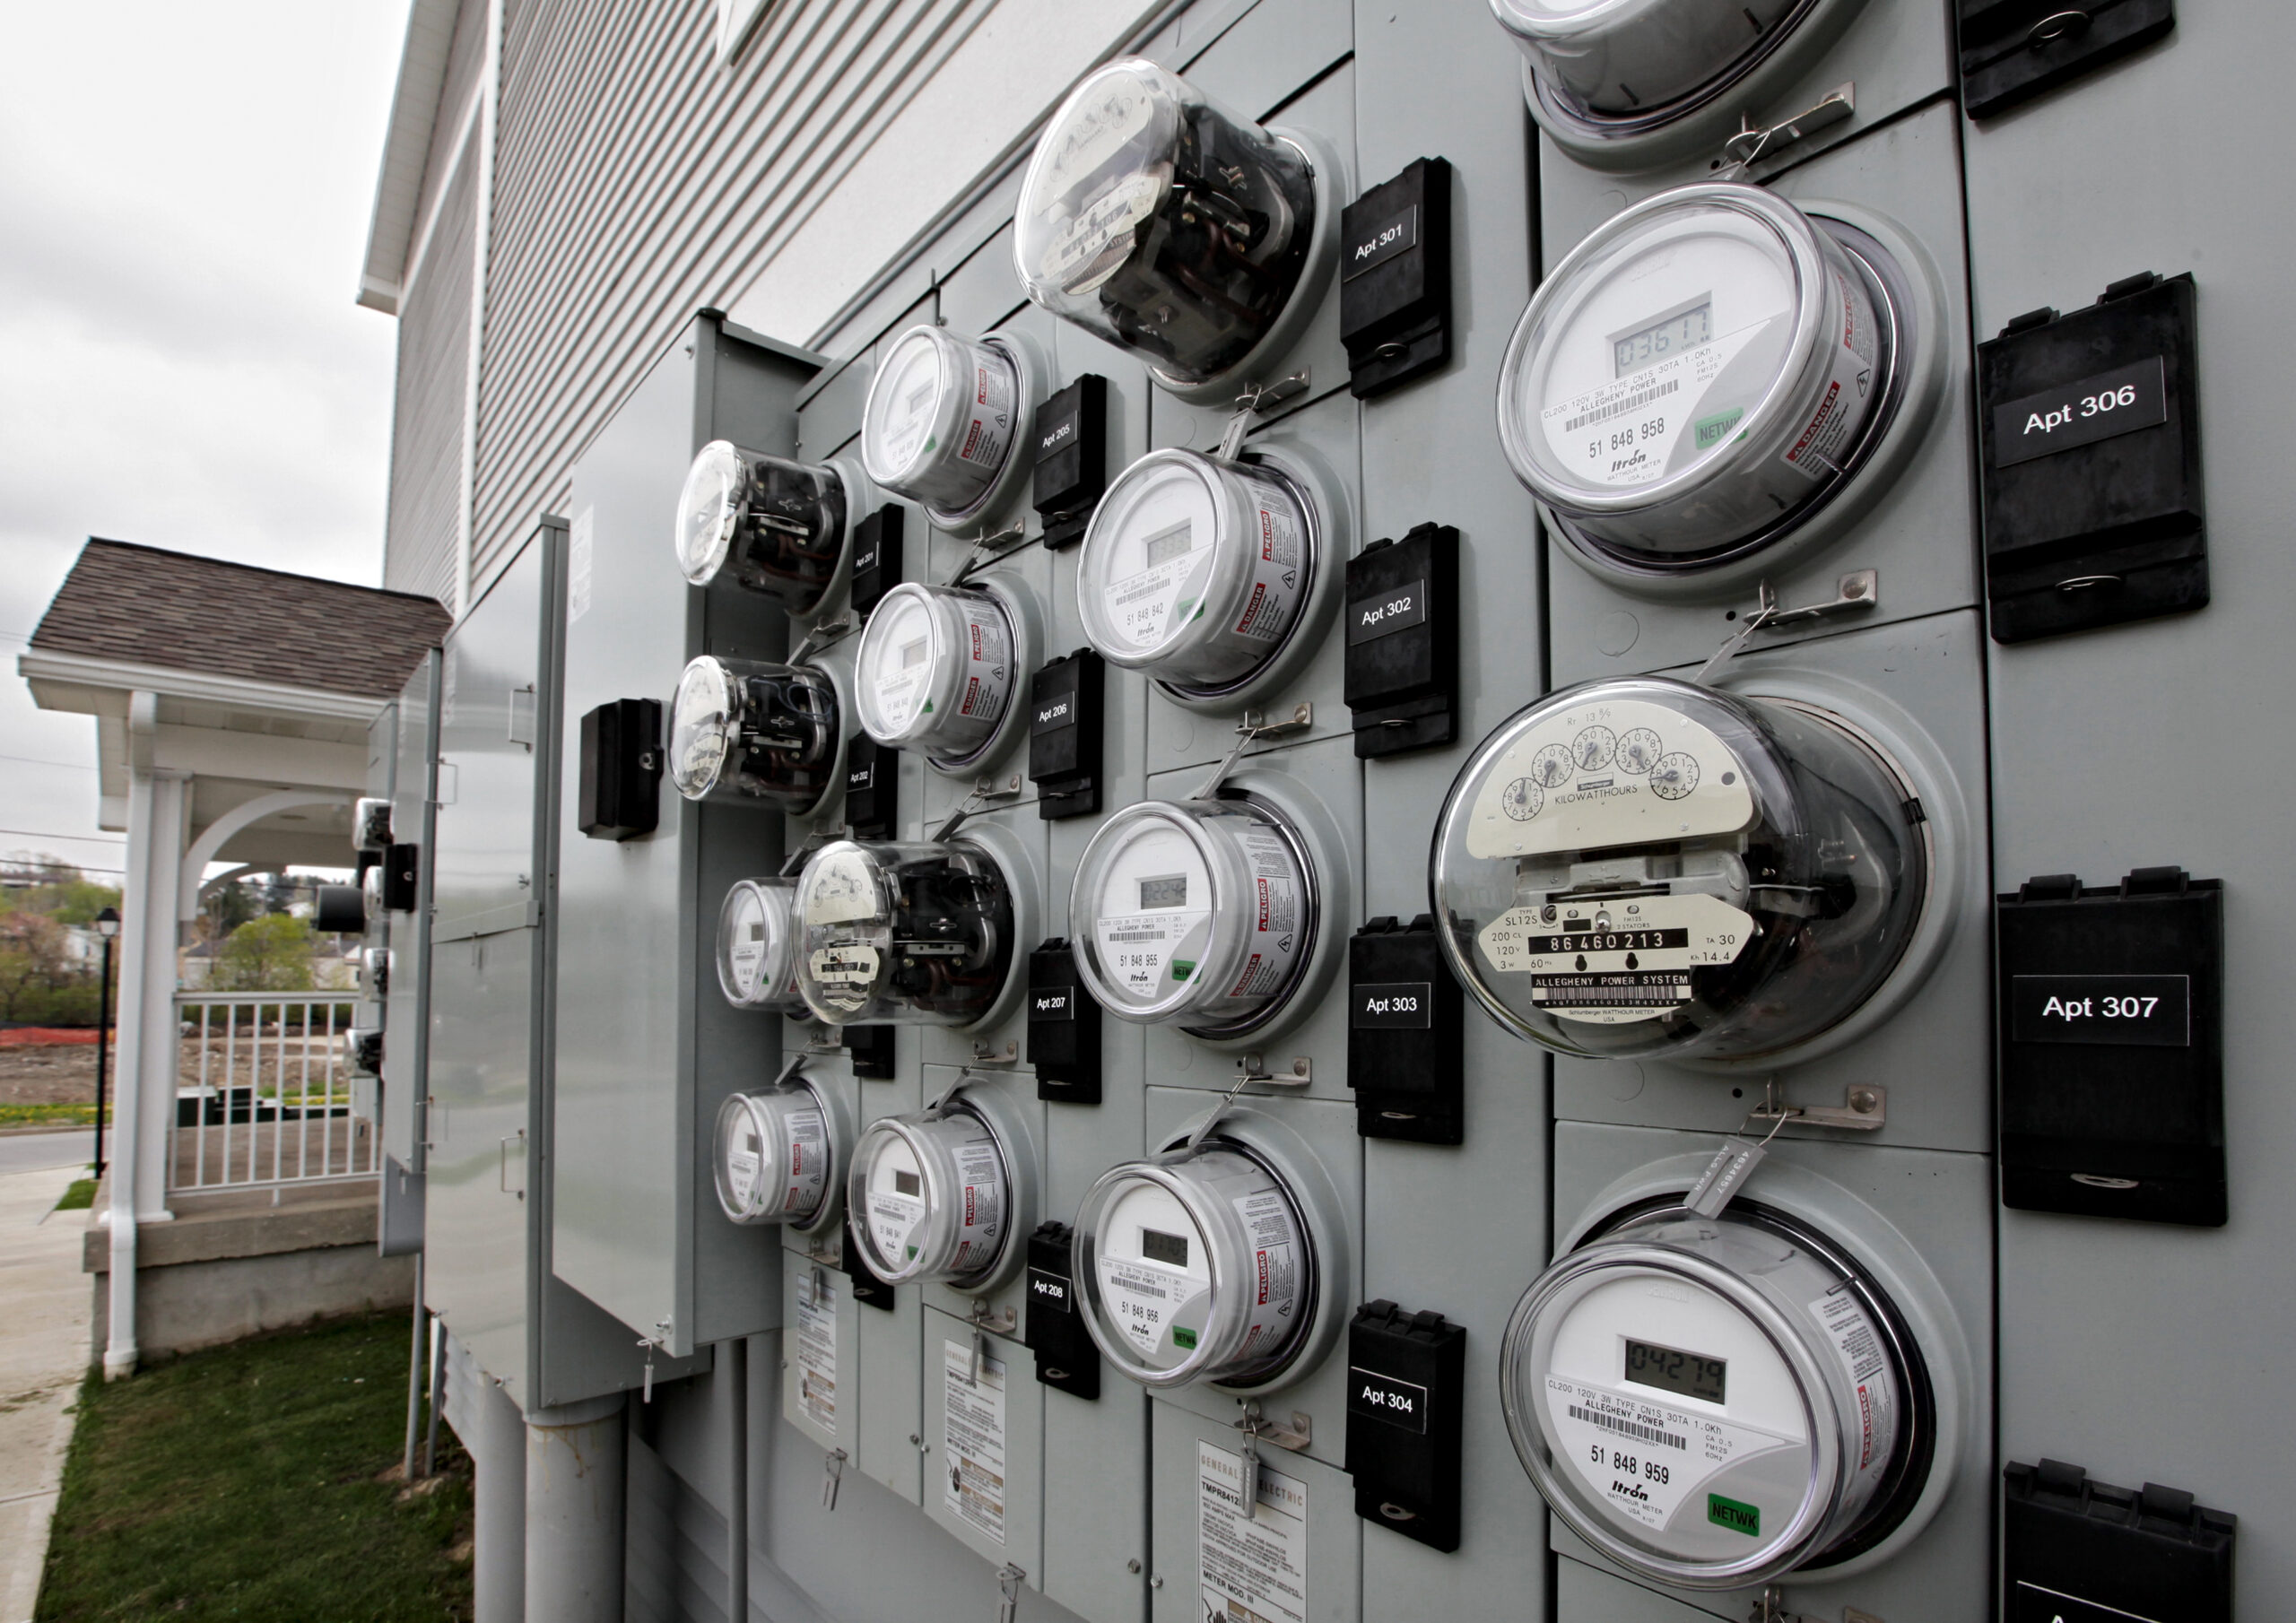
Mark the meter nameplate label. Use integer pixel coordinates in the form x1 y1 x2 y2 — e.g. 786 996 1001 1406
1546 1374 1798 1536
942 1340 1008 1546
949 1137 1005 1276
1346 577 1426 644
1542 318 1779 489
1344 202 1418 282
1199 1442 1309 1623
1231 1187 1303 1365
1105 527 1213 652
1047 170 1162 294
2010 974 2190 1047
1991 356 2168 469
867 1187 928 1265
1478 893 1755 1024
807 944 881 987
1096 905 1213 1003
779 1107 829 1216
953 597 1012 724
1230 470 1305 644
1352 981 1432 1029
1098 1254 1206 1358
1349 1366 1431 1435
1807 1287 1895 1485
1464 698 1755 859
1779 266 1880 482
725 1144 762 1213
795 1271 838 1438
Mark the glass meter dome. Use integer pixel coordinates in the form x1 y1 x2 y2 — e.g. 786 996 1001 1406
862 325 1028 524
792 839 1015 1028
716 877 805 1013
1430 677 1926 1063
1075 449 1315 692
1497 184 1892 572
851 583 1017 767
1492 0 1811 135
667 656 839 812
1500 1200 1927 1588
1069 798 1315 1036
1014 57 1318 388
1073 1141 1315 1389
674 440 848 611
712 1078 838 1228
847 1102 1014 1287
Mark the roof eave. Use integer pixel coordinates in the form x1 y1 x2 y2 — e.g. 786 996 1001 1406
356 0 464 317
19 648 391 725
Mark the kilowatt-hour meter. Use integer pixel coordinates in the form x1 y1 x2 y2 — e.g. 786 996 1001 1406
848 1098 1016 1287
861 325 1043 532
852 582 1021 768
1431 677 1927 1063
1073 1140 1316 1388
1069 798 1317 1037
1013 57 1327 392
1500 1200 1930 1588
674 440 851 611
1491 0 1810 140
1497 184 1901 574
667 655 839 812
712 1076 839 1230
1075 449 1318 694
716 876 806 1014
792 839 1015 1028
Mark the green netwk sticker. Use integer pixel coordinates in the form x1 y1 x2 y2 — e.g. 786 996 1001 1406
1170 959 1196 982
1708 1493 1760 1537
1694 407 1745 451
1171 1326 1197 1350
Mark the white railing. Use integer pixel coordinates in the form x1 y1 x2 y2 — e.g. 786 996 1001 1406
169 994 377 1193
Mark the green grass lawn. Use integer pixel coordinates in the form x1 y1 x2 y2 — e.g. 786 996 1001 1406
37 1313 473 1622
52 1177 95 1211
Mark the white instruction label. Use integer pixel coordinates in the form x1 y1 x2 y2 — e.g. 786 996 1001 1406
795 1271 838 1438
1478 891 1756 1025
942 1340 1008 1545
1546 1373 1797 1535
1199 1441 1308 1623
1464 697 1755 861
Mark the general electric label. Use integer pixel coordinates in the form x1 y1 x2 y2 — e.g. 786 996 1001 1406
1199 1441 1308 1623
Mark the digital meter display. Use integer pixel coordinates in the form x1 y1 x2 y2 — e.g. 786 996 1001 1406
893 1169 920 1197
1624 1338 1726 1404
1613 300 1711 376
1144 522 1192 568
1137 874 1187 910
1140 1228 1190 1268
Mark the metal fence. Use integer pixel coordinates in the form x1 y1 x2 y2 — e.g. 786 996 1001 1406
169 993 376 1193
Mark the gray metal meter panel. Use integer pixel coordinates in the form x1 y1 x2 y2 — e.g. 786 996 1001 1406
921 1301 1045 1584
1541 1123 1992 1622
853 1061 927 1506
1558 1559 1715 1622
432 526 557 943
554 314 820 1358
1544 104 1978 682
1964 9 2293 1607
382 648 440 1172
1149 1400 1362 1623
1544 609 1993 1155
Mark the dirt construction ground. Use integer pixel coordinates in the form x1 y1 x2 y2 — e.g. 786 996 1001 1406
0 1046 103 1108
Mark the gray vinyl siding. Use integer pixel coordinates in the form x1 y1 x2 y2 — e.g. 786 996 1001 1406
463 0 997 598
384 122 475 608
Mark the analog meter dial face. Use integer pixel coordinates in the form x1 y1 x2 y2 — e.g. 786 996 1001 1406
1496 185 1888 568
675 441 745 583
848 1107 1012 1285
1501 1203 1925 1588
1013 57 1318 386
792 839 1015 1028
1071 800 1313 1032
1076 449 1312 691
1431 678 1928 1061
1074 1143 1314 1389
712 1084 835 1227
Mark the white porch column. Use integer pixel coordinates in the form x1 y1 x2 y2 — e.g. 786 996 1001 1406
105 689 188 1379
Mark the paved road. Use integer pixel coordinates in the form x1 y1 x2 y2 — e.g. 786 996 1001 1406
0 1133 94 1177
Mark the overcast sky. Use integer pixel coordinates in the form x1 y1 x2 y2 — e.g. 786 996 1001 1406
0 1 411 880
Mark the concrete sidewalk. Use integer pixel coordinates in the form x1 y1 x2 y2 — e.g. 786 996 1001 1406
0 1164 93 1623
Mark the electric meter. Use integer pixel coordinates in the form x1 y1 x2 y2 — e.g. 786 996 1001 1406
1070 798 1314 1035
1500 1200 1926 1588
674 439 848 611
360 946 390 1002
352 796 393 852
1075 450 1314 691
847 1101 1013 1286
716 877 804 1013
361 863 388 916
1491 0 1807 134
792 839 1015 1027
668 655 839 812
1073 1140 1315 1388
712 1078 839 1228
851 582 1017 766
1014 56 1321 389
1430 677 1926 1063
1496 183 1895 572
861 325 1037 526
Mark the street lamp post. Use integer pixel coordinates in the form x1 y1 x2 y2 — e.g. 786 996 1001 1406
92 906 119 1177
